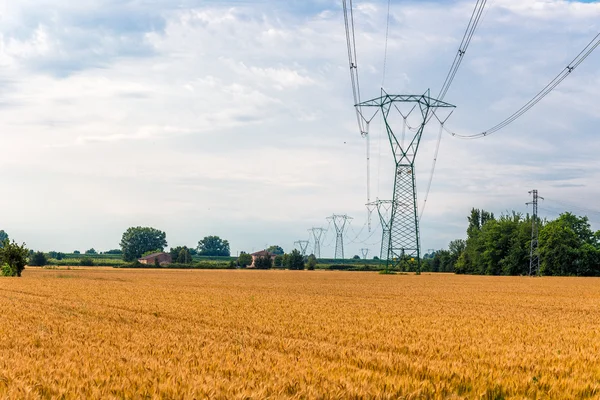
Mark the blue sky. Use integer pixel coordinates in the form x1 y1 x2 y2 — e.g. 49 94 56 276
0 0 599 256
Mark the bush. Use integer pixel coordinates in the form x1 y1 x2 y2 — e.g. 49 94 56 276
29 251 48 267
0 240 29 277
80 257 94 267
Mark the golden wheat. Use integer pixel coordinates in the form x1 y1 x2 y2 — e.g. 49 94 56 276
1 268 599 399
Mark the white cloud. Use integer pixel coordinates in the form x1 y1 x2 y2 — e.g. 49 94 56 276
0 0 599 254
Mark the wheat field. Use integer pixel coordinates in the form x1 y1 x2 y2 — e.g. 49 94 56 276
1 268 599 399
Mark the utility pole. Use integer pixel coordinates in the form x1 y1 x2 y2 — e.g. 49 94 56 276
294 240 310 257
357 90 455 273
527 189 544 276
308 228 326 259
327 214 353 260
360 248 369 260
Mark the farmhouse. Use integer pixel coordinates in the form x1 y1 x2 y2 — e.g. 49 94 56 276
138 252 172 265
250 250 276 268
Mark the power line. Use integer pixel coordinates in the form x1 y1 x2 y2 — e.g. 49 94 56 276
342 0 367 135
437 0 489 101
446 31 600 139
381 0 392 88
421 0 488 219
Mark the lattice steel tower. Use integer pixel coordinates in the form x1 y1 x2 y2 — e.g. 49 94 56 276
358 90 455 271
308 228 325 258
360 248 369 260
294 240 310 257
327 214 352 260
367 199 395 263
527 189 544 276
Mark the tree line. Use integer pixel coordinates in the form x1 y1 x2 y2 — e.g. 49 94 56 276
425 209 600 276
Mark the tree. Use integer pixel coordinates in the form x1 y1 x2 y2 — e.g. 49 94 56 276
177 248 193 264
29 252 48 267
105 249 123 255
274 255 284 267
0 230 8 247
48 251 65 260
254 255 273 269
539 213 594 276
237 252 252 268
120 227 167 262
288 249 305 270
197 236 230 256
73 250 81 254
267 245 284 255
170 246 193 264
307 254 317 270
0 240 29 277
85 248 97 255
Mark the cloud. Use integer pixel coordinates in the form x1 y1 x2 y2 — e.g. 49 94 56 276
0 0 599 253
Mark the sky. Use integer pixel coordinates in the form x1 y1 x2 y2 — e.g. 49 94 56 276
0 0 599 257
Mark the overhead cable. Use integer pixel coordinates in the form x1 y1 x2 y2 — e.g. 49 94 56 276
447 32 600 139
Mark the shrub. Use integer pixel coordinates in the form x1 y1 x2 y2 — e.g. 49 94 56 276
0 240 29 277
80 257 95 267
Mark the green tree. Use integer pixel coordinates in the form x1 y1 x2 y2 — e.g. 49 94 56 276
197 236 230 257
254 255 273 270
539 213 590 276
85 248 97 255
237 252 252 268
29 251 48 267
48 251 65 260
456 208 495 274
73 250 81 255
0 230 8 247
105 249 123 255
177 248 192 264
170 246 193 264
288 250 305 270
306 254 317 270
267 245 284 255
0 240 29 277
274 255 284 267
120 227 167 262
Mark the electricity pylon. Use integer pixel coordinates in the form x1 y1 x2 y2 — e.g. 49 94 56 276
360 248 369 259
327 214 352 260
527 189 544 276
367 199 395 265
358 90 455 272
294 240 310 256
308 228 325 258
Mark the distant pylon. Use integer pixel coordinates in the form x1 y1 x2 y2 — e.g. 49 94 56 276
327 214 353 260
367 199 395 265
308 228 326 258
360 248 369 259
526 189 544 276
294 240 310 256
